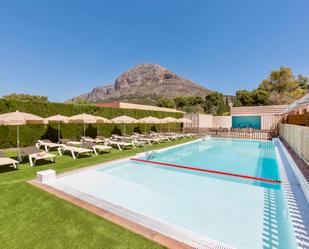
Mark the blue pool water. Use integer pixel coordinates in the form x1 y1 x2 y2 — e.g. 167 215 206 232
49 139 298 249
138 138 281 188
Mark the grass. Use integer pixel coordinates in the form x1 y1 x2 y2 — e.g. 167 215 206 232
0 138 196 249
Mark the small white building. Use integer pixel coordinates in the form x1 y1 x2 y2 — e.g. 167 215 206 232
185 105 287 130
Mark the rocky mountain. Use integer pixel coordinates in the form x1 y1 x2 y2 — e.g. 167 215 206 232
72 64 211 103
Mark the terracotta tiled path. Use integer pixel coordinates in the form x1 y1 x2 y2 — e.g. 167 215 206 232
28 180 192 249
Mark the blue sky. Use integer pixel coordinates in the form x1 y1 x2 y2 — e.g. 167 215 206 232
0 0 308 102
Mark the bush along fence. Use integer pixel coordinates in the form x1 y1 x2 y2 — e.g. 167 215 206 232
0 99 183 148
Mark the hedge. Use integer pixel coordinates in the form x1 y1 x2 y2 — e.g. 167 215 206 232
0 99 183 148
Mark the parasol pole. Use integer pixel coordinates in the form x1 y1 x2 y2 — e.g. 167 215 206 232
17 125 21 161
58 121 61 142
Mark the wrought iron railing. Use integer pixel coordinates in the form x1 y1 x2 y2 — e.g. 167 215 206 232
184 128 277 140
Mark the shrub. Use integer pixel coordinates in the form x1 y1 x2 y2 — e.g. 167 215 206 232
0 99 182 148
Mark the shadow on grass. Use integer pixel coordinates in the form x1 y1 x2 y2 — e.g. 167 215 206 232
0 165 17 173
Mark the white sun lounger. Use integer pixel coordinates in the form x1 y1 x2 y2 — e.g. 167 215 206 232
22 147 56 167
112 135 146 148
93 136 109 144
140 136 162 144
83 141 112 155
150 132 178 140
106 139 134 150
36 139 62 152
132 134 161 145
82 136 107 144
58 145 92 159
0 152 19 169
130 136 147 147
59 138 82 147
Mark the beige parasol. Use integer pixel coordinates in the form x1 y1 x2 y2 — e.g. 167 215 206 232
95 116 111 124
137 116 163 132
69 113 100 137
177 117 193 124
162 117 178 132
111 115 137 135
0 111 45 160
45 114 69 142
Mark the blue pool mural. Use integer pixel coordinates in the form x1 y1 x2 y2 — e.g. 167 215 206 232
232 116 261 129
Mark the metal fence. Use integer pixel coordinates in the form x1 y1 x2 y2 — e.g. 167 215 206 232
184 128 277 140
279 124 309 164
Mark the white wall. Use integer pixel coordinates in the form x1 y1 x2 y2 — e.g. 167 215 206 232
213 116 232 128
261 115 281 130
184 114 231 129
198 114 213 128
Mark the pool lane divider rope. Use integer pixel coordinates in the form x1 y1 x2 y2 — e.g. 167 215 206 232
130 158 281 184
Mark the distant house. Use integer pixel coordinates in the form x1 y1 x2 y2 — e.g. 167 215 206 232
284 92 309 115
282 93 309 126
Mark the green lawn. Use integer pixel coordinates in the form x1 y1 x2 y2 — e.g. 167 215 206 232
0 138 195 249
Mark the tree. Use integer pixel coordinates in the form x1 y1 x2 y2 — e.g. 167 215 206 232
204 91 229 115
251 89 269 105
235 90 254 106
298 74 309 90
173 97 186 108
257 67 306 104
2 93 49 102
236 67 308 106
157 97 176 108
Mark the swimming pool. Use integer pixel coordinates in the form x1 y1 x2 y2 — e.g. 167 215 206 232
47 138 302 249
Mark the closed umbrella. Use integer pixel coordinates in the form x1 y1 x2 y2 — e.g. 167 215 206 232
0 111 45 160
69 113 99 137
111 115 137 135
45 114 69 142
162 117 178 132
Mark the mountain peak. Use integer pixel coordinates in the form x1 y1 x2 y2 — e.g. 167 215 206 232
72 63 210 104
